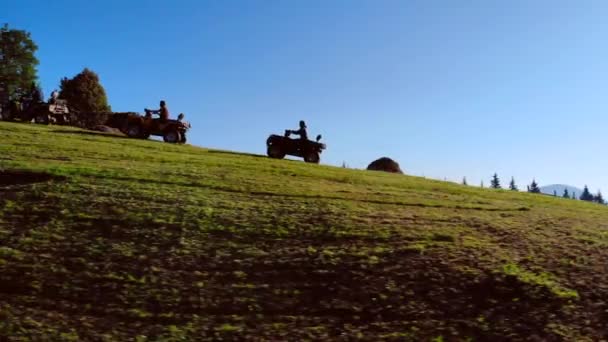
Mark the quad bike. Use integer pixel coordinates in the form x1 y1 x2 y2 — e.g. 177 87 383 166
266 130 326 163
31 100 71 125
122 109 190 143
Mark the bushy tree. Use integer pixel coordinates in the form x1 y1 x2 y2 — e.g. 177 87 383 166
490 173 501 189
509 177 518 191
562 188 570 199
0 24 39 101
580 185 594 202
528 179 541 193
59 68 110 113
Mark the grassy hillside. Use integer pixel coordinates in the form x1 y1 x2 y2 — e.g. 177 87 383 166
1 122 607 341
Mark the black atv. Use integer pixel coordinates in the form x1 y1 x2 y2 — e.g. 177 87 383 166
266 130 326 163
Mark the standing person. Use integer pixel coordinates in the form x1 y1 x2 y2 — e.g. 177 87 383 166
30 82 43 103
50 89 59 104
287 120 308 140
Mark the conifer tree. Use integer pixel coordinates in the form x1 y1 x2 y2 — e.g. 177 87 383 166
509 177 518 191
528 179 541 193
594 190 605 205
553 190 557 197
562 188 570 198
490 173 501 189
462 177 467 186
580 185 594 201
480 180 484 188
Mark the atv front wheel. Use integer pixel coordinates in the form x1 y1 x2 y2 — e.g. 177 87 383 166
181 134 187 144
163 130 181 143
267 145 285 159
58 114 70 125
127 124 142 138
304 151 320 164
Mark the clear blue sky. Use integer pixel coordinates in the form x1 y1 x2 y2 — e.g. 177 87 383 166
3 0 608 192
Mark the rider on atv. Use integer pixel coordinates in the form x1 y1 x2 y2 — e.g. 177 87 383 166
286 120 308 140
145 100 170 122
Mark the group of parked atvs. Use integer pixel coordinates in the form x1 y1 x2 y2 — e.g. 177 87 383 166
0 99 71 125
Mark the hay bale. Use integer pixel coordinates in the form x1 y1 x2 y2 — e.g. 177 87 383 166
92 125 125 135
367 157 403 174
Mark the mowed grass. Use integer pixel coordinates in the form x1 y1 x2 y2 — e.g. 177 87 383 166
1 122 607 340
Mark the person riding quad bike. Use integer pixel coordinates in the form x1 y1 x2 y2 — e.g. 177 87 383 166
145 100 170 122
122 100 189 143
286 120 308 140
266 120 326 163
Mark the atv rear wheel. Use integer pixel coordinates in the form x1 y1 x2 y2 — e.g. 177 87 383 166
35 114 50 125
304 151 320 164
127 124 142 138
163 130 181 143
267 145 285 159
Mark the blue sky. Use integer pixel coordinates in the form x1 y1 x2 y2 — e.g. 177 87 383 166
3 0 608 192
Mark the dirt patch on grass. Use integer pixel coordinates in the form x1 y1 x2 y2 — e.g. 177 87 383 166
0 170 65 186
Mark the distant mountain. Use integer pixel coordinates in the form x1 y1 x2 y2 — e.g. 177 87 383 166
540 184 583 198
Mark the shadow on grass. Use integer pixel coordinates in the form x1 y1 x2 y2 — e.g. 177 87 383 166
51 129 129 139
82 173 530 212
0 170 66 186
206 149 266 159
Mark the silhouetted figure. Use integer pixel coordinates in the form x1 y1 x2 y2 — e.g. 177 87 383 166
146 100 170 122
30 82 42 103
287 120 308 140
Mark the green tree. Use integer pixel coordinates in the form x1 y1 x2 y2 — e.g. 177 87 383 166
594 190 605 205
59 68 110 113
580 185 594 201
562 188 570 199
509 177 518 191
528 179 541 193
462 177 467 186
490 173 501 189
0 24 39 101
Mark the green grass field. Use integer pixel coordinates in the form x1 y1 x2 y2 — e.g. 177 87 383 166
1 122 607 340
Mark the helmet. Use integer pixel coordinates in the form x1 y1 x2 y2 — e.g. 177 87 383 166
178 113 184 120
299 120 306 128
160 100 166 107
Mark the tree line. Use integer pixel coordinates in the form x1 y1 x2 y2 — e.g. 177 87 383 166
462 174 605 205
0 24 111 126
